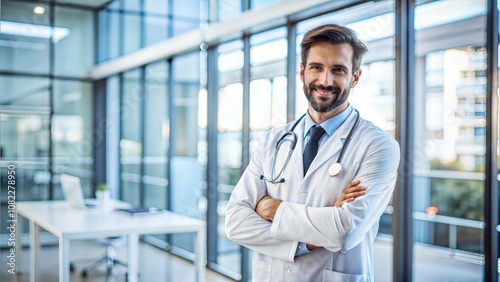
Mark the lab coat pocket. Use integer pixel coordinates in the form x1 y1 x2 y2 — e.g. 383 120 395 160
252 257 272 282
322 269 370 282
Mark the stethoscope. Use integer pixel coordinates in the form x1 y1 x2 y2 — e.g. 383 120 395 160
260 109 360 184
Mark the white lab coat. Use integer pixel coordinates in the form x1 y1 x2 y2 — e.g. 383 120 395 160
225 110 400 282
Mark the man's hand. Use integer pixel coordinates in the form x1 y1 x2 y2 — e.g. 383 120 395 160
255 196 282 221
334 180 366 207
307 180 366 251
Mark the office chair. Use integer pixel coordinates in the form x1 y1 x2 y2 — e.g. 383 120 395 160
60 174 128 277
79 236 128 277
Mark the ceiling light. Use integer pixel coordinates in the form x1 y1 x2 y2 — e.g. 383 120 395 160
33 6 46 15
0 21 70 41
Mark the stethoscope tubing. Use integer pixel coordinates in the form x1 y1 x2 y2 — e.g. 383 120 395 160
260 109 360 183
336 109 360 164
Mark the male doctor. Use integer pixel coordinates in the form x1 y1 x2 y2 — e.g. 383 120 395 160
225 24 400 282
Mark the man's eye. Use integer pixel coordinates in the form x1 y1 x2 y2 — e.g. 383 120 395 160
333 68 346 73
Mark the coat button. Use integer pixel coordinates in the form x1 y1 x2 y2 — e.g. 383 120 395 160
286 266 291 272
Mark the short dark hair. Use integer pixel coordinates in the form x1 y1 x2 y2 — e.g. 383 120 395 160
300 24 368 73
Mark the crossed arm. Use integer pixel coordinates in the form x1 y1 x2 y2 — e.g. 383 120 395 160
255 180 366 250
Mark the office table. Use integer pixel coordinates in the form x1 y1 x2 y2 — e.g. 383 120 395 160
15 200 206 282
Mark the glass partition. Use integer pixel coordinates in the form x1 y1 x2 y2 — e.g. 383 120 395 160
170 51 205 252
120 68 143 206
413 0 486 281
214 0 242 22
145 0 169 46
174 0 205 36
123 10 142 55
143 61 169 210
54 6 94 78
0 74 51 239
0 0 50 74
216 40 244 276
250 27 288 154
52 80 94 198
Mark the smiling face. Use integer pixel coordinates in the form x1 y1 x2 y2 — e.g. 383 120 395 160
300 42 362 123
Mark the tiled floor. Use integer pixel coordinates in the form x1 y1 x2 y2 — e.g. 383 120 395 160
1 236 483 282
0 239 235 282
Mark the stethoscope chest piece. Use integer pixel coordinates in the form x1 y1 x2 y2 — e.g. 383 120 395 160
328 163 342 177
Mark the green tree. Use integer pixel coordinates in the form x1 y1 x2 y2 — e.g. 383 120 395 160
429 158 483 221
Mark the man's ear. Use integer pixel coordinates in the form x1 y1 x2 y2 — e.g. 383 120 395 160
351 69 362 88
299 62 305 82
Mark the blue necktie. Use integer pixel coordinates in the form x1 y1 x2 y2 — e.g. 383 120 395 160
303 125 325 175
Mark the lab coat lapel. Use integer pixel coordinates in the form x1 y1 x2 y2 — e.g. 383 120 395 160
304 111 358 179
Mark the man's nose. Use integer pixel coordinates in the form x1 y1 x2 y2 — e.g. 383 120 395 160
320 71 334 86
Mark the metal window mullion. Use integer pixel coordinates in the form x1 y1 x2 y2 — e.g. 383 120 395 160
166 59 173 212
164 59 174 247
118 72 124 199
93 79 107 190
106 8 111 61
485 0 499 281
49 2 55 200
286 21 297 122
206 46 219 265
119 0 125 56
243 0 250 11
93 9 98 63
240 34 251 282
168 0 174 38
140 0 145 48
241 35 251 186
394 0 415 281
139 66 146 206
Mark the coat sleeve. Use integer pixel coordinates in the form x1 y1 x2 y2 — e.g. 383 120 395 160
225 132 299 262
269 134 400 253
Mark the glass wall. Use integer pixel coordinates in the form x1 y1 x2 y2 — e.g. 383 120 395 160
413 0 486 281
143 61 169 209
214 0 242 22
54 6 94 78
0 1 50 74
120 68 143 206
0 0 94 240
0 76 51 203
96 0 208 272
97 0 207 62
250 0 280 10
216 39 244 276
144 0 169 46
52 80 94 197
249 27 288 149
170 51 206 252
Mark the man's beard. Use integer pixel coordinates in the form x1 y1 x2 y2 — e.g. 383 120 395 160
304 83 350 113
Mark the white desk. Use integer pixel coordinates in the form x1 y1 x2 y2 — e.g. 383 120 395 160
15 200 206 282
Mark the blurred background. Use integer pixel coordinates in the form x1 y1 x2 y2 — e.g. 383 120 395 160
0 0 499 281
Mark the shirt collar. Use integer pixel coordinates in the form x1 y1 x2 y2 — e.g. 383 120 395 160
303 105 353 139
